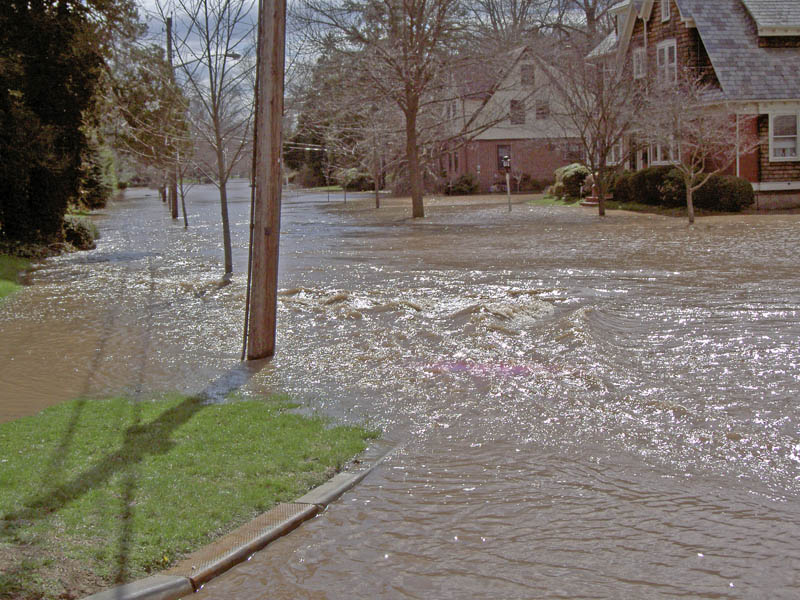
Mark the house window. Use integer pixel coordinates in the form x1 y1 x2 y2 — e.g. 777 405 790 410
566 142 583 162
607 140 624 166
770 114 799 161
633 47 646 79
535 99 550 120
520 64 535 86
656 39 677 85
650 140 677 165
661 0 670 22
453 151 459 172
497 145 511 170
510 100 525 125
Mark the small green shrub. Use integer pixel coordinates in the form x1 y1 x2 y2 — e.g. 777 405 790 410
63 215 98 250
550 181 565 197
448 173 478 195
518 174 551 192
625 166 676 206
658 169 686 208
554 163 590 198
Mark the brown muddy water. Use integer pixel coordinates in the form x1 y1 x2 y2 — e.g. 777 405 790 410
2 184 799 598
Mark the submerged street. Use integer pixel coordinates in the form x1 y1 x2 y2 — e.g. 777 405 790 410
2 183 799 598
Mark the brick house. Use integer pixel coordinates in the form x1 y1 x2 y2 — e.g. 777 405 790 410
439 47 582 193
592 0 800 208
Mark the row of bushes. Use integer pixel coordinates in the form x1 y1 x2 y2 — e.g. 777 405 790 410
613 166 754 212
444 173 551 195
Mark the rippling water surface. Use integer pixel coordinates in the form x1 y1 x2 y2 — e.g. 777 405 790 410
1 184 799 598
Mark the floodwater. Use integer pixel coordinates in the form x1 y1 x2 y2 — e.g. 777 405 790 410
2 183 799 597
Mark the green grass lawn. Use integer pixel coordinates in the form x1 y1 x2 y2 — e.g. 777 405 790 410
0 394 378 599
307 185 343 192
0 255 30 302
528 195 580 207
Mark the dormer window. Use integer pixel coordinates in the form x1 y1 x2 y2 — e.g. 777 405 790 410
661 0 670 22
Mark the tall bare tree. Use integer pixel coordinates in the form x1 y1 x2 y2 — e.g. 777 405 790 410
296 0 468 218
158 0 256 277
543 49 642 216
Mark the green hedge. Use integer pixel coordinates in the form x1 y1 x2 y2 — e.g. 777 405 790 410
447 173 478 195
612 166 754 212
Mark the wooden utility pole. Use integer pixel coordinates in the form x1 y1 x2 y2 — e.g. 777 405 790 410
246 0 286 359
166 16 179 220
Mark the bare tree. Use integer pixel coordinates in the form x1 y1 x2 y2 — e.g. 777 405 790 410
296 0 469 218
639 74 758 224
553 0 615 42
158 0 256 277
466 0 565 49
542 49 641 215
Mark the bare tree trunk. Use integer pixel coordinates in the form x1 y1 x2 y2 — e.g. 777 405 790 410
373 131 380 209
687 185 695 224
181 192 188 228
179 175 188 228
216 144 233 276
169 180 179 219
405 102 424 218
598 179 606 217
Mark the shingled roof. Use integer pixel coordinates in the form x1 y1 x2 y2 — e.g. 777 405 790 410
586 31 618 59
675 0 800 101
741 0 800 34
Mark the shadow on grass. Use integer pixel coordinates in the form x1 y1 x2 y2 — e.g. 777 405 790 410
0 360 270 595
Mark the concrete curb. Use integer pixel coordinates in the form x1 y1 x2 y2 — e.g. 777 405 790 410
81 441 394 600
80 575 193 600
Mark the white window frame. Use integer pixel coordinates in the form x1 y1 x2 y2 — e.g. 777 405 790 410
769 113 800 162
661 0 670 22
633 47 646 79
606 139 624 166
650 139 678 165
656 39 677 85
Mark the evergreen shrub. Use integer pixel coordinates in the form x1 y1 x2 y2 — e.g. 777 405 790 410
63 215 98 250
553 163 590 198
611 166 754 212
447 173 478 195
693 174 754 212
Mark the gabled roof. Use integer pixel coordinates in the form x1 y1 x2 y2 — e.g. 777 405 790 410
586 31 618 59
741 0 800 35
675 0 800 100
615 1 644 64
